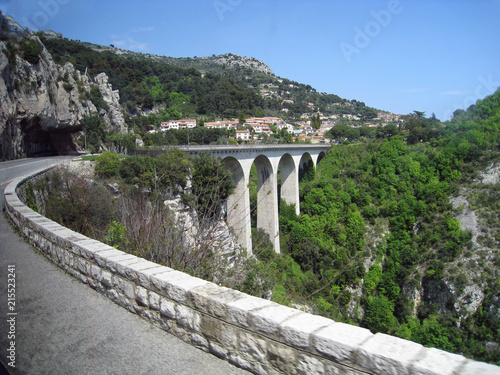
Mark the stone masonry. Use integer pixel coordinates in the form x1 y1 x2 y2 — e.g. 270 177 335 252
4 167 500 375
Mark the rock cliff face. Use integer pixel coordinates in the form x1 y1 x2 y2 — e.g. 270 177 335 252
209 53 274 75
0 12 125 160
94 72 126 133
164 194 241 258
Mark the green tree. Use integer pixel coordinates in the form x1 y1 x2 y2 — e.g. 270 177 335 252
22 39 41 64
364 264 383 293
311 114 321 130
151 150 192 192
95 152 120 178
364 295 397 334
191 153 234 219
412 315 456 352
82 114 106 153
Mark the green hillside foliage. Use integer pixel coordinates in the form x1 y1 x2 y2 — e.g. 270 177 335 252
43 151 234 273
246 90 500 364
142 127 229 146
41 37 264 119
40 36 379 129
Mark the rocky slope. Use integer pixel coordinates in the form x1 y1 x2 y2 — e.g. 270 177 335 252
81 38 275 77
0 12 126 160
401 162 499 323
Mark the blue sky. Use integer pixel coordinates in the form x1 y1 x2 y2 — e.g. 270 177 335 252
2 0 500 120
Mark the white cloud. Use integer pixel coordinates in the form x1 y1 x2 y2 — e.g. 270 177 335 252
133 26 154 33
111 36 149 52
404 88 429 93
440 90 471 96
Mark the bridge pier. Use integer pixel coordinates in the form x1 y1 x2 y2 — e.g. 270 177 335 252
225 157 252 255
185 145 329 254
280 154 301 215
255 155 280 253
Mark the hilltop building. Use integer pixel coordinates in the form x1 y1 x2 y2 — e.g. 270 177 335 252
161 119 196 131
204 121 239 130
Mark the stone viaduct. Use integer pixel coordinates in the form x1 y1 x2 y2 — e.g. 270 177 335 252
180 144 330 254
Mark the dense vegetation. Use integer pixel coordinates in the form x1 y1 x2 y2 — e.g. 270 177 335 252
249 89 500 364
38 151 235 277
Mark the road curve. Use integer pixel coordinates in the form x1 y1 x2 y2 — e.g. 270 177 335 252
0 156 249 375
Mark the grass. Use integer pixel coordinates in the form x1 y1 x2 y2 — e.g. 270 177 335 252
80 155 99 161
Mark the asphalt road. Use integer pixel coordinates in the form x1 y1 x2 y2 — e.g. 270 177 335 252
0 156 249 375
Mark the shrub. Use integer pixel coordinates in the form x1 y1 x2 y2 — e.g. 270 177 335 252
5 41 17 68
106 221 128 250
22 39 41 65
25 180 38 212
89 86 109 111
119 155 146 184
44 167 118 236
63 82 73 92
364 295 397 334
95 152 120 178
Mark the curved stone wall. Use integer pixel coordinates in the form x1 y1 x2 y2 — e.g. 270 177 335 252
4 168 500 375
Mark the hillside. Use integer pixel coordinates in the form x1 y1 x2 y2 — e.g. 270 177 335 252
39 30 380 123
266 89 500 364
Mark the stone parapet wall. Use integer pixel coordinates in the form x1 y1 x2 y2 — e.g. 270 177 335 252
4 169 500 375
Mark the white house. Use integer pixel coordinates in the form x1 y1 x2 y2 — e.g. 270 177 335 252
161 121 179 131
236 130 250 141
160 119 196 131
205 121 238 130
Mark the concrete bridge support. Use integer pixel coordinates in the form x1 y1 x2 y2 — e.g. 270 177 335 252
224 157 252 256
255 155 280 253
185 145 329 254
224 151 324 254
280 153 300 215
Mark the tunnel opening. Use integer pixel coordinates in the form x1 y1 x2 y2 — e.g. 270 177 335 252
20 117 79 158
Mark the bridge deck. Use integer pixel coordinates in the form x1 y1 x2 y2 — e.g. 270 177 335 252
128 144 330 157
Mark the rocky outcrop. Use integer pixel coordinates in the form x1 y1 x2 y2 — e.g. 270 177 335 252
94 72 126 132
422 278 485 322
164 194 241 258
210 53 274 75
0 12 126 160
479 162 500 185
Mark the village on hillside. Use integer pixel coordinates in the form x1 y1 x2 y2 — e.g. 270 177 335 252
153 112 403 144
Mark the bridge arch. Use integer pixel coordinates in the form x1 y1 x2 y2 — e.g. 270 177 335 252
317 150 327 164
299 152 315 182
180 144 330 253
